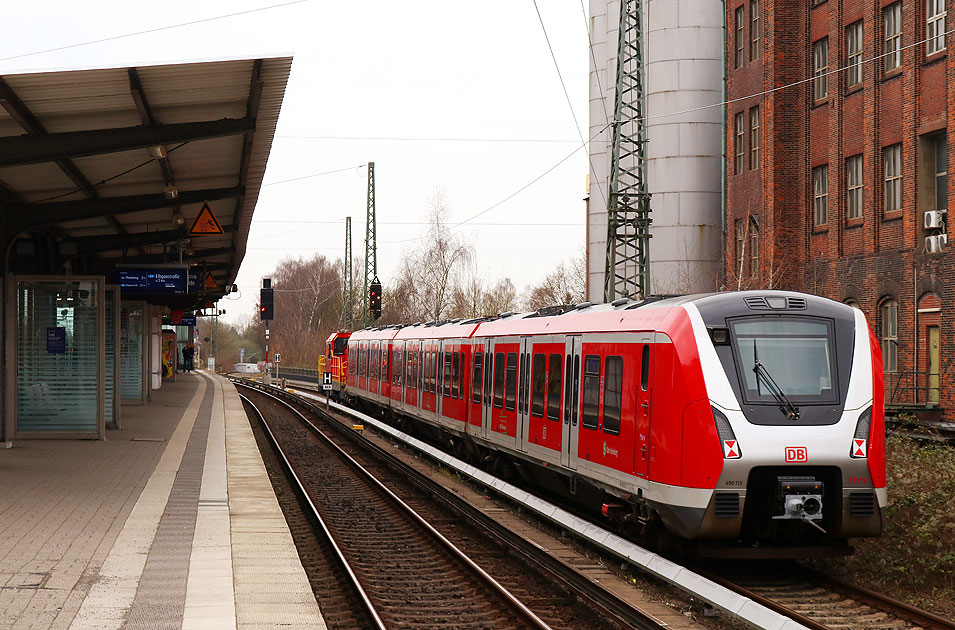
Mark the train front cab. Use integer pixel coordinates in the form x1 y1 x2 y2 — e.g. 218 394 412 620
681 294 887 554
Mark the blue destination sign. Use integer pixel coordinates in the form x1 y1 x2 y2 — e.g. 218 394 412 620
162 316 197 326
118 267 188 294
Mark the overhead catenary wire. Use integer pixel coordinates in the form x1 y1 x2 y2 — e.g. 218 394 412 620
0 0 310 63
532 0 609 211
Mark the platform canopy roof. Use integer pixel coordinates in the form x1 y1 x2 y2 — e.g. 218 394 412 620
0 56 292 310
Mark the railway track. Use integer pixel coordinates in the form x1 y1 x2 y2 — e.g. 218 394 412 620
237 382 667 630
238 378 955 630
701 561 955 630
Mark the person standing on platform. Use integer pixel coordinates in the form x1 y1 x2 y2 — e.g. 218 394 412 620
183 343 195 373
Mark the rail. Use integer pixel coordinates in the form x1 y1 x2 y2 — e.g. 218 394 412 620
237 383 554 630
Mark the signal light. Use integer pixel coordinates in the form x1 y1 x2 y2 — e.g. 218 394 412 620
369 276 382 319
260 286 274 320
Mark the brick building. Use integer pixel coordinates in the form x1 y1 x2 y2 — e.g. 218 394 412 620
724 0 952 421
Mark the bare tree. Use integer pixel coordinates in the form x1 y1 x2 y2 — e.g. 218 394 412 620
255 254 342 367
523 250 587 311
384 190 472 323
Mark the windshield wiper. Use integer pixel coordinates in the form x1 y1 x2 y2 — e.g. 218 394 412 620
753 340 800 420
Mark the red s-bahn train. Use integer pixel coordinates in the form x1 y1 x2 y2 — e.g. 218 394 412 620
343 291 885 556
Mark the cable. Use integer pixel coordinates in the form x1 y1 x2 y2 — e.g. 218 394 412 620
275 135 579 143
581 0 611 128
532 0 609 212
261 164 365 187
33 141 190 203
380 122 609 246
0 0 310 63
254 220 583 226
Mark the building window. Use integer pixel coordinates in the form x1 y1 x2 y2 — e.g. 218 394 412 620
734 112 744 175
847 21 863 87
735 6 745 69
884 144 902 213
935 135 948 211
884 3 902 72
749 217 759 278
813 38 829 101
750 0 760 61
881 299 898 373
927 0 947 55
847 155 864 220
749 106 760 170
813 165 829 226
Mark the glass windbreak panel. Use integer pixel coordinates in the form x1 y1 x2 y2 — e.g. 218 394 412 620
120 305 144 400
731 318 838 403
17 281 100 432
105 290 115 425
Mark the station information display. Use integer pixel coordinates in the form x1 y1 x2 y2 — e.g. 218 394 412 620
118 267 188 294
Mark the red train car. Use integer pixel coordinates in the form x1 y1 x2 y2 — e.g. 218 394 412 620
345 291 885 556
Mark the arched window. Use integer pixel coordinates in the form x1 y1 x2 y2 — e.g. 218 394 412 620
880 299 898 373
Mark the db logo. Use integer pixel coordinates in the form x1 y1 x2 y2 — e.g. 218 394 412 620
785 446 808 463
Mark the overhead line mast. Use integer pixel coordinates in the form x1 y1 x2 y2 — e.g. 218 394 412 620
604 0 652 302
362 161 378 324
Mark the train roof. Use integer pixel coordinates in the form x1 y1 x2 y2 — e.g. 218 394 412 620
345 291 855 343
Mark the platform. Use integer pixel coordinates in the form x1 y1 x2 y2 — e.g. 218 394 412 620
0 371 325 630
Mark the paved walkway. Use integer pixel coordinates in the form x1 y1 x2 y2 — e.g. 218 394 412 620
0 371 325 629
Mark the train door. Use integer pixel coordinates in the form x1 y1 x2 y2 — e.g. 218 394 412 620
406 341 418 408
468 342 484 431
516 338 531 453
561 337 581 470
436 341 444 418
488 339 520 446
635 337 654 477
481 339 492 440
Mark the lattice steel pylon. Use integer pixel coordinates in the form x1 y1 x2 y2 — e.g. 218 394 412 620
362 162 377 324
603 0 652 303
342 215 353 330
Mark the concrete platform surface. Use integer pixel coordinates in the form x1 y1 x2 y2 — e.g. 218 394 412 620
0 371 325 630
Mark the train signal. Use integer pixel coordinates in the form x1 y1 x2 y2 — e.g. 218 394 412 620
369 276 382 319
260 278 274 321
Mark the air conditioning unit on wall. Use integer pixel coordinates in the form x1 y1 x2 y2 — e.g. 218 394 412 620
924 209 947 229
925 233 948 254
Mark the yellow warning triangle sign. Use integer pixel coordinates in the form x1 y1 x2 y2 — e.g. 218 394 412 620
205 273 219 291
188 202 224 236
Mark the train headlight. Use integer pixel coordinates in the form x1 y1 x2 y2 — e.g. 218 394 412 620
849 406 871 459
712 406 741 459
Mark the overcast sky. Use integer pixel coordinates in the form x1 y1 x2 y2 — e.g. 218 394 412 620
1 1 591 325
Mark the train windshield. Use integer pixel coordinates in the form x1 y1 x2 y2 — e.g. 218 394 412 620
333 337 348 356
731 318 838 404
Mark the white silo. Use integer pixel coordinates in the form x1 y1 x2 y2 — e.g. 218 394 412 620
587 0 724 300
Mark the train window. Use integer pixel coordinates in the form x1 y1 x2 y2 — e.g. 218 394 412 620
451 352 460 398
563 354 572 422
581 355 601 430
443 352 452 397
641 346 650 391
433 351 439 393
334 336 348 355
494 352 505 408
603 356 623 436
485 351 493 407
424 352 431 392
531 354 546 417
572 355 580 426
505 352 518 411
459 352 466 400
518 353 526 414
547 354 562 421
523 352 531 413
472 353 483 403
